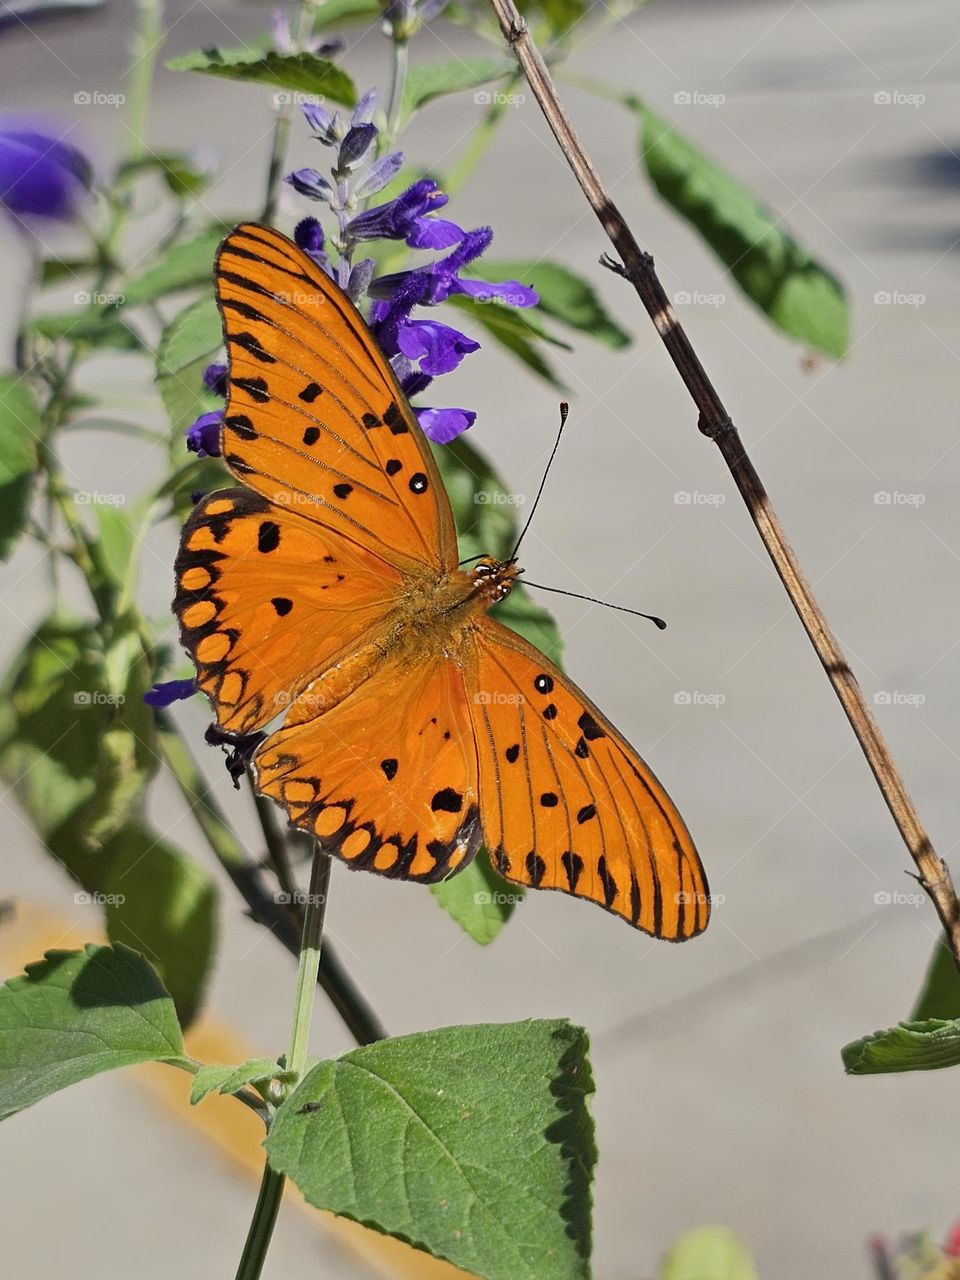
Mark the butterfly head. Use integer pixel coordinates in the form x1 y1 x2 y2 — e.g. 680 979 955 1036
472 556 520 604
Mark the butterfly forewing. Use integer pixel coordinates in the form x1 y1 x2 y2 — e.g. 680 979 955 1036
215 223 457 572
466 619 709 939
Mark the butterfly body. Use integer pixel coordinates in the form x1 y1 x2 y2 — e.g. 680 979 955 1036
174 223 710 939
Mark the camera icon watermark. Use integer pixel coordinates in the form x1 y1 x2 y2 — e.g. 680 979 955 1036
74 890 126 906
873 690 925 708
474 690 525 705
74 290 124 306
275 890 327 906
272 91 325 107
873 290 925 308
674 691 726 708
675 890 725 905
74 90 126 108
674 490 726 506
73 690 126 707
873 490 925 507
474 491 524 505
74 491 127 506
874 889 925 907
873 90 925 108
673 90 725 108
474 90 526 107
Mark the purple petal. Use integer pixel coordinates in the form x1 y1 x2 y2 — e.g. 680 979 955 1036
400 368 433 398
351 89 379 126
294 216 324 254
271 7 294 52
352 150 404 201
338 123 377 171
285 168 334 201
415 406 476 444
396 318 480 375
451 276 539 308
144 678 197 708
186 410 223 458
406 215 465 250
0 122 91 220
302 103 343 144
202 362 228 397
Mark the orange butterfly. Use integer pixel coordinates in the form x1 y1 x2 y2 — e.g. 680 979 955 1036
175 223 710 939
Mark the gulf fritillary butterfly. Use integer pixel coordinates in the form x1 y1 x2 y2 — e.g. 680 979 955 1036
174 223 710 939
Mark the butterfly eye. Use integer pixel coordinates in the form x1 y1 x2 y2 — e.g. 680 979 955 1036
474 561 496 578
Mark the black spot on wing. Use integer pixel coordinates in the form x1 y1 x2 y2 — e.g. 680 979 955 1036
431 787 463 813
257 521 280 553
299 382 323 403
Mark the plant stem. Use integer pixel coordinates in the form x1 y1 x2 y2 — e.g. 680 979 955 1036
157 722 388 1045
234 850 331 1280
486 0 960 970
126 0 165 162
384 36 409 148
261 0 315 223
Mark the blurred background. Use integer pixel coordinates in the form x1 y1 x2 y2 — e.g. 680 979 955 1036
2 0 960 1276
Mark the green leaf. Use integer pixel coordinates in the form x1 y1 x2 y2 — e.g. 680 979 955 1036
116 151 212 198
156 455 231 521
445 294 567 389
167 48 356 107
41 257 97 285
403 58 514 115
639 106 850 358
99 821 218 1028
190 1057 285 1105
912 940 960 1020
28 307 143 351
0 943 185 1121
266 1020 595 1280
430 850 524 944
479 260 631 349
841 1019 960 1075
91 503 135 592
155 294 223 433
495 583 563 665
121 230 222 307
0 374 40 559
660 1226 759 1280
309 0 381 30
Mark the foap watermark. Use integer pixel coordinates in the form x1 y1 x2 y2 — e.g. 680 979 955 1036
873 89 925 108
75 491 127 506
474 690 525 706
75 890 125 906
74 89 126 108
474 890 524 906
673 289 726 308
873 690 926 708
874 490 925 507
74 290 124 306
674 490 725 506
73 690 126 707
474 491 524 505
275 890 327 906
474 90 525 107
674 690 726 708
874 889 925 908
673 90 725 109
675 890 725 906
275 289 327 308
874 290 925 308
272 91 325 107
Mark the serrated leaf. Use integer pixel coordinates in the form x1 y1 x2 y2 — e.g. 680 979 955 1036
430 850 524 944
0 943 185 1121
155 294 223 434
479 259 631 349
120 230 221 307
912 940 960 1021
445 294 567 389
190 1057 283 1105
0 374 40 559
841 1019 960 1075
660 1226 759 1280
639 106 849 358
167 48 356 107
266 1020 595 1280
403 58 514 115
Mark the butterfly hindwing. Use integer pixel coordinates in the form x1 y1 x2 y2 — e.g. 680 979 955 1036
253 650 481 882
215 223 457 572
175 488 403 735
466 619 709 939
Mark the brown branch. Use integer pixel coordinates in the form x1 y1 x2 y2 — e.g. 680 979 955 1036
487 0 960 969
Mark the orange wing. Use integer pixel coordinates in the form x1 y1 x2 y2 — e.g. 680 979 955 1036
254 651 481 882
466 619 709 939
215 223 457 572
175 488 403 735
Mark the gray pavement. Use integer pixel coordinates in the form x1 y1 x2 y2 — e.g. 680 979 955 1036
3 0 960 1277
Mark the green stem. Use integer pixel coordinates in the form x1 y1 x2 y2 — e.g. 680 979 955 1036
234 850 331 1280
384 36 409 148
126 0 165 162
261 0 315 223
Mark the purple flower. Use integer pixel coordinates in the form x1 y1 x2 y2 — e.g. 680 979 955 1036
346 178 465 250
395 317 480 375
371 227 538 308
271 8 343 57
415 406 476 443
202 362 228 397
302 102 345 145
187 410 223 458
286 168 334 202
337 123 377 171
0 118 91 220
144 678 197 708
294 216 330 272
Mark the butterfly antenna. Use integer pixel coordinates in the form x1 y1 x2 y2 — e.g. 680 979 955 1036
509 401 569 562
522 580 667 630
